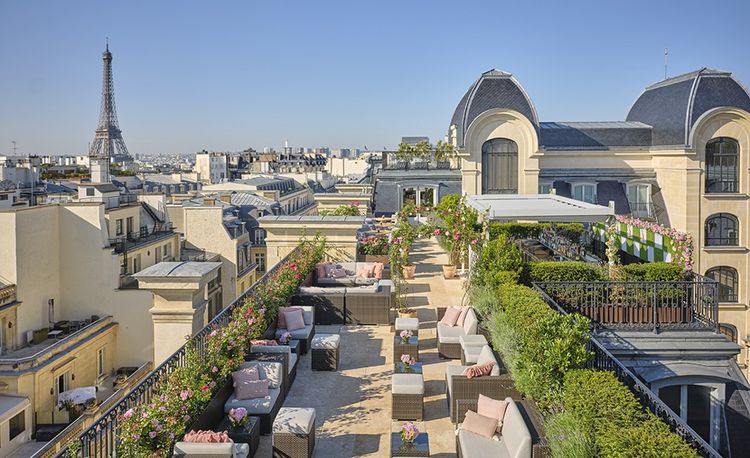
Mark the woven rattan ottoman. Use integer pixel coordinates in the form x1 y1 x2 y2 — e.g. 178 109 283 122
395 317 419 337
272 407 316 458
391 373 424 420
311 334 340 371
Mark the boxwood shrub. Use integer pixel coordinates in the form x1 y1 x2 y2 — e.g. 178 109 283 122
489 222 584 243
471 235 525 289
619 262 688 282
529 261 605 283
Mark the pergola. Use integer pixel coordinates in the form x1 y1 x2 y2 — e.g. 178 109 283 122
466 194 614 223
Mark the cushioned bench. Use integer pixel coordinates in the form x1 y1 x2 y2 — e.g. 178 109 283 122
272 407 316 458
311 334 340 371
224 361 284 435
274 306 315 354
437 307 478 359
456 398 532 458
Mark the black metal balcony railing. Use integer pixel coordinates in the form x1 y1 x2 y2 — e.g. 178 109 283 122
533 277 719 333
110 224 175 254
628 200 656 219
55 247 299 458
533 283 722 458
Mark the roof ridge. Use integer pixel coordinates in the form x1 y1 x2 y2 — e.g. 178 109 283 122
645 67 731 90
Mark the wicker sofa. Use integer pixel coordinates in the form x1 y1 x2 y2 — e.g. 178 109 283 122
445 345 520 423
455 398 532 458
274 306 315 354
437 307 479 359
294 287 346 325
315 261 389 286
344 280 393 325
225 361 285 435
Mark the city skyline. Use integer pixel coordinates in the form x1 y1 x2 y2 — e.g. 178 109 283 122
1 0 749 155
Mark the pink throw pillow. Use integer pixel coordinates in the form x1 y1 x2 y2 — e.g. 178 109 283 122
316 263 327 279
462 410 498 439
232 366 260 388
478 394 509 433
440 307 461 327
235 379 269 400
373 262 384 279
277 306 303 329
456 307 469 326
356 266 373 278
462 361 495 379
184 430 233 443
251 339 277 347
284 309 305 331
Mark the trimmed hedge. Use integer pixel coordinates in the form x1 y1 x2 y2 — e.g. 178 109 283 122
561 369 700 458
619 262 689 282
471 235 525 290
489 222 584 243
529 261 605 283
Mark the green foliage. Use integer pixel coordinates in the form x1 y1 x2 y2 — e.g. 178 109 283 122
471 235 525 290
544 410 596 458
559 369 700 458
434 140 457 161
469 285 499 320
396 140 432 160
529 261 604 283
619 262 688 282
320 204 360 216
433 195 482 265
489 222 584 243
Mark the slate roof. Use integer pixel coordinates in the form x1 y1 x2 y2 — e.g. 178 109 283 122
626 68 750 146
539 121 653 149
450 69 539 147
230 192 277 210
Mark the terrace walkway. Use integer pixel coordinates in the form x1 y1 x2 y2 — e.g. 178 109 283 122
256 238 463 457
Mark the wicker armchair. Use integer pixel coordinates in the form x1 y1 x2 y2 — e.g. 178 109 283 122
437 307 479 359
247 345 298 396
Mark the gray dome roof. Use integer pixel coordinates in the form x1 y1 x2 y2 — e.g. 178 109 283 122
450 69 539 147
626 68 750 146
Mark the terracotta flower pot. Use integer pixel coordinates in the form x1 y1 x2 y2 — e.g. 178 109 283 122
442 264 457 279
402 264 416 279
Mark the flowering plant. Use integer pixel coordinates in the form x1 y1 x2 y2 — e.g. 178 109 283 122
399 329 413 343
228 407 249 428
279 331 292 345
614 215 693 271
400 422 420 444
432 195 482 266
359 235 389 255
400 354 416 368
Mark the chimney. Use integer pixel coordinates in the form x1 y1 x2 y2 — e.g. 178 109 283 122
220 194 232 204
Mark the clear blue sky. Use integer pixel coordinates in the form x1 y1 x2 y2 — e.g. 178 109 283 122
1 0 749 155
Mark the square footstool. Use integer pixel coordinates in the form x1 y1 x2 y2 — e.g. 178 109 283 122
272 407 315 458
391 373 424 420
311 334 340 371
459 334 488 365
395 317 419 337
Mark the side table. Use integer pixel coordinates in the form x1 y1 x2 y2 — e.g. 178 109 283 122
393 336 419 363
390 431 429 457
217 416 260 457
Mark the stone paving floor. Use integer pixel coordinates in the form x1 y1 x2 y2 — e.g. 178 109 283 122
256 238 465 457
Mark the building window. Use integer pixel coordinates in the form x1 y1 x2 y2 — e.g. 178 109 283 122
482 138 518 194
539 183 553 194
9 411 25 441
0 194 8 201
126 216 134 236
705 213 739 246
706 266 738 302
572 183 597 204
705 137 739 193
627 183 652 218
115 219 123 236
97 347 106 378
255 253 266 272
255 229 266 244
86 188 95 196
56 371 70 398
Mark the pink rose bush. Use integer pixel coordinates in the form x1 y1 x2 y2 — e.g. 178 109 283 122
614 215 693 270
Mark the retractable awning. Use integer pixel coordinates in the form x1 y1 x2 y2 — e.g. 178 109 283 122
466 194 614 223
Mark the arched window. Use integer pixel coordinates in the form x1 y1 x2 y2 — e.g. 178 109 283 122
705 137 739 193
482 138 518 194
705 213 739 246
706 266 738 302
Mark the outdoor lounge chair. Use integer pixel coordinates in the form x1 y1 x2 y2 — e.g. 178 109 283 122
224 361 284 435
455 397 532 458
274 306 315 354
437 307 479 359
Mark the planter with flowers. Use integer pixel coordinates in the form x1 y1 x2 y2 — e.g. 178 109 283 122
358 234 390 264
429 195 482 279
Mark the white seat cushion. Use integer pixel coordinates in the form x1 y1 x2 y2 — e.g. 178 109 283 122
463 308 479 335
395 317 419 331
224 387 281 415
445 364 469 397
438 322 466 343
501 399 532 458
463 345 483 364
312 333 340 349
476 346 501 376
459 334 488 349
273 407 316 434
275 324 313 341
391 373 424 395
457 429 509 458
173 442 250 458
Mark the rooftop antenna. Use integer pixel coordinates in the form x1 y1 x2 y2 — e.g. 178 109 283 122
11 140 17 155
664 48 669 80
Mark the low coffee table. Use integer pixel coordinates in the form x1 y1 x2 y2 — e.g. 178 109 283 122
217 416 260 456
390 431 429 457
393 336 419 363
394 362 423 375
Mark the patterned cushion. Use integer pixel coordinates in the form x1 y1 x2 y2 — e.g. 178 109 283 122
462 361 495 379
356 264 375 278
440 307 461 327
277 306 303 329
183 430 233 443
235 379 269 400
284 309 306 331
462 410 498 439
251 339 277 347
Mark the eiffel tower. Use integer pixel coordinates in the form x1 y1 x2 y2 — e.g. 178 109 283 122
89 42 131 183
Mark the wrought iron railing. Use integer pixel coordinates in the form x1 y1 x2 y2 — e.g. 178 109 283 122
533 284 722 458
55 248 298 457
533 276 719 332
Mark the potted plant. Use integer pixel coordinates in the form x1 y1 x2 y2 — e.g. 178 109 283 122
399 422 420 446
432 195 481 279
358 235 390 264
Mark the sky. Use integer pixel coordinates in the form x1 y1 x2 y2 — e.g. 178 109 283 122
1 0 749 155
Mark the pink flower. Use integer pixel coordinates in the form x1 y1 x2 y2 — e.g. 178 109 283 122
123 408 134 419
201 385 210 392
209 330 218 338
433 228 442 236
453 232 461 241
180 390 190 401
149 431 157 439
470 239 478 245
